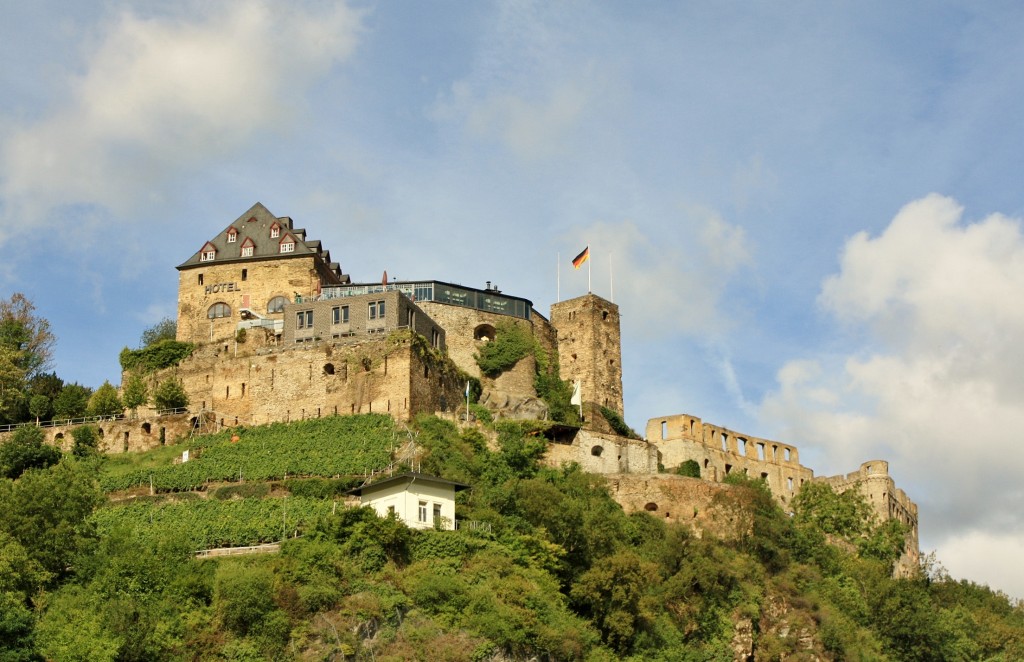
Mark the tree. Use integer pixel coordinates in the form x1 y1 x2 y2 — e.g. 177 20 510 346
0 293 55 381
122 373 148 418
71 425 100 458
0 346 27 424
0 459 104 581
29 393 51 423
53 382 92 420
153 378 188 411
87 380 123 417
0 425 61 479
139 317 177 348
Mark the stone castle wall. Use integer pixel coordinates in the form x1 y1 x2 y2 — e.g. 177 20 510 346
159 331 465 427
283 291 445 350
543 429 659 475
647 413 814 507
550 294 624 416
817 461 920 576
0 412 197 455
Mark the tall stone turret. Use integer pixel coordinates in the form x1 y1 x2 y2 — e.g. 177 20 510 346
550 293 624 417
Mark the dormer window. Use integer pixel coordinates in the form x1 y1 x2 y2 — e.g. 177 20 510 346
199 242 216 262
279 235 294 253
270 223 280 239
240 237 255 258
226 228 238 243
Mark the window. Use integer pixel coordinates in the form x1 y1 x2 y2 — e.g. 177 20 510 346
418 501 428 523
270 224 280 238
280 241 294 253
433 503 442 525
368 300 385 320
296 310 313 329
431 329 440 348
227 229 237 243
200 249 215 262
332 305 349 325
241 269 248 281
198 274 204 285
207 302 231 319
267 296 288 313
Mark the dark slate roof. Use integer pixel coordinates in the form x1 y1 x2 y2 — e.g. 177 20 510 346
347 472 471 496
176 203 347 282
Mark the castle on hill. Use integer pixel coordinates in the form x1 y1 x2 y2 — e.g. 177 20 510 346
5 202 920 574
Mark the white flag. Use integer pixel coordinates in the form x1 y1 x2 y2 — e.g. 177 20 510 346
570 380 582 406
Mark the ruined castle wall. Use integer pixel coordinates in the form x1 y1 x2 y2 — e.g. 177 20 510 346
606 473 751 540
0 412 196 455
817 461 920 575
177 256 321 345
162 332 460 427
550 294 624 417
647 413 813 507
543 429 659 475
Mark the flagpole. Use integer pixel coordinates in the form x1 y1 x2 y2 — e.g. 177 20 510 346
610 251 614 302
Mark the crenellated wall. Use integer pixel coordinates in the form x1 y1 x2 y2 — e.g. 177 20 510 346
817 461 920 576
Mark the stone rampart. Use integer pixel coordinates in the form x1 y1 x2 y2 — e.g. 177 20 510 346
646 413 813 507
543 429 659 475
817 460 920 576
605 473 752 540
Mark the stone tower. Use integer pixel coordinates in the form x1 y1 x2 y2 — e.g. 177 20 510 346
550 293 624 417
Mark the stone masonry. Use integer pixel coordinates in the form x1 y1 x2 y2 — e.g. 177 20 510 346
549 293 624 417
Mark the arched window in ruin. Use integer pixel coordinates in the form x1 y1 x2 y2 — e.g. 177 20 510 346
324 363 335 375
738 437 747 456
207 302 231 319
267 296 288 314
141 422 151 434
660 420 667 439
644 502 658 512
473 324 496 341
591 445 604 457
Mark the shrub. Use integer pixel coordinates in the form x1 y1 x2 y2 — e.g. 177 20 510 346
599 405 639 438
676 459 701 478
153 379 189 410
0 425 61 478
475 321 533 377
119 340 194 374
86 380 122 417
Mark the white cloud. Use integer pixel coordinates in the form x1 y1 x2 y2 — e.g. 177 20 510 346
761 194 1024 595
0 2 362 238
571 208 749 340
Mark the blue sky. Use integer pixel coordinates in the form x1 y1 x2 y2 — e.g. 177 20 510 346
3 0 1024 598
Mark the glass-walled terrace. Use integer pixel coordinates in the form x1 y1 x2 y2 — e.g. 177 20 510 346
320 280 531 320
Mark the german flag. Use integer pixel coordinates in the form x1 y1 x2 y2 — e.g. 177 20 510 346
572 246 590 269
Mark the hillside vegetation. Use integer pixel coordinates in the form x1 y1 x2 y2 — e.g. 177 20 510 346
0 415 1021 661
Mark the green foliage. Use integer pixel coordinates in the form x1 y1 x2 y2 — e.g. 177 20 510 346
282 476 360 498
212 482 270 500
675 459 701 478
152 378 189 411
0 425 61 478
468 403 492 423
121 372 148 414
570 550 658 653
0 292 55 381
71 424 100 458
0 459 104 581
793 481 873 539
99 414 396 492
86 380 123 417
474 321 534 377
52 382 92 420
28 393 51 422
119 339 194 374
92 496 335 549
599 405 639 438
139 317 178 348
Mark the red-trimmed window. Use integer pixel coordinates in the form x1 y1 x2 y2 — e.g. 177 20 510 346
226 227 238 243
279 234 295 253
270 223 281 239
240 237 255 258
200 242 216 262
